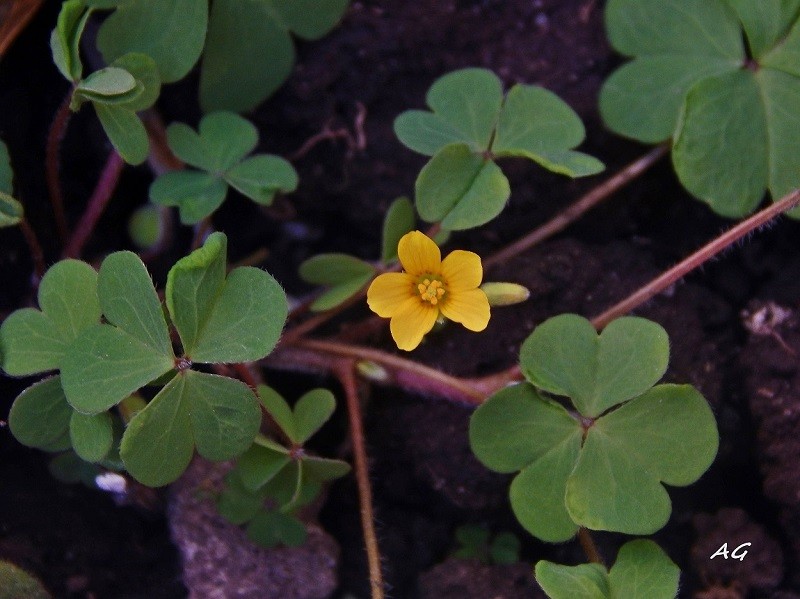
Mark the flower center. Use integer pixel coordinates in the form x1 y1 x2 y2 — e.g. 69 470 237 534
417 277 446 305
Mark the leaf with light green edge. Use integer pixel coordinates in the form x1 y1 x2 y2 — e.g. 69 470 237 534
271 0 351 40
258 386 297 440
73 67 141 109
381 197 415 263
69 411 113 463
0 140 12 194
98 251 173 357
566 384 718 534
8 377 72 450
186 371 262 460
200 0 349 113
224 155 298 205
119 375 194 487
292 389 336 443
0 260 100 376
600 0 744 143
110 53 161 112
415 144 510 231
150 171 228 225
166 232 227 354
608 540 679 599
394 68 503 155
672 70 768 217
0 192 23 228
535 561 610 599
0 560 51 599
469 384 582 542
247 510 307 548
727 0 800 60
493 85 604 177
299 254 376 312
97 0 208 83
490 532 520 565
51 0 93 82
61 324 174 414
218 471 268 525
520 314 669 418
94 104 149 165
302 457 351 482
237 444 292 491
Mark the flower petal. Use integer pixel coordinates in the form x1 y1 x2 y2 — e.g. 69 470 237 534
440 288 491 332
390 297 438 351
397 231 441 277
367 273 414 317
441 250 483 292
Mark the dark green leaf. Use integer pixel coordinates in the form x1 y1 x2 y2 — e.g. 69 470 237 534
218 471 266 524
9 377 72 450
246 510 307 548
381 197 415 263
258 386 297 440
758 68 800 202
97 0 208 83
535 561 610 599
0 140 12 195
302 457 351 482
726 0 800 59
236 443 291 491
69 411 113 462
608 540 680 599
489 532 520 565
94 104 149 165
224 155 298 205
415 144 510 230
149 170 228 225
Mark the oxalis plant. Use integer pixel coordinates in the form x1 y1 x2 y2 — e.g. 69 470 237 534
3 0 800 597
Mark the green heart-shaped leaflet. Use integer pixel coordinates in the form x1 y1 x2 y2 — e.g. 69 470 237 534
299 254 376 312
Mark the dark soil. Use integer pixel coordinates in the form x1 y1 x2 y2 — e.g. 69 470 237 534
2 1 800 598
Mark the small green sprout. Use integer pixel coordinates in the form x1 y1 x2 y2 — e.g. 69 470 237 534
149 112 298 224
452 525 521 566
217 385 351 548
535 540 679 599
395 68 605 230
601 0 800 217
1 233 288 487
469 314 719 541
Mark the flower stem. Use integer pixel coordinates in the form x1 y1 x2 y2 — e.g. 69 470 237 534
335 361 384 599
46 90 74 244
591 188 800 330
63 150 125 259
484 144 669 270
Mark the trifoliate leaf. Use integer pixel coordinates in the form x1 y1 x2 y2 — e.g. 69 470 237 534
224 155 298 205
150 171 228 225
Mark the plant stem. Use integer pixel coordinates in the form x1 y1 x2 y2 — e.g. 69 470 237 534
18 219 46 282
484 144 669 270
63 151 125 259
46 90 74 244
578 527 604 565
335 361 384 599
591 188 800 330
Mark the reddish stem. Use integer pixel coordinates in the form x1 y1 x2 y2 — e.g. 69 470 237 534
46 90 74 244
63 151 125 259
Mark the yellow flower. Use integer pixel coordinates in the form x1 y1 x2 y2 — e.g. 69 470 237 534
367 230 490 351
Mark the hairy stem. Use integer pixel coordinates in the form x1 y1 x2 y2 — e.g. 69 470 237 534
46 90 74 244
578 527 604 565
591 188 800 330
335 361 384 599
63 151 125 259
484 144 669 270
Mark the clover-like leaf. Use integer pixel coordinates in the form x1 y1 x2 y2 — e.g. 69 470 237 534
121 370 260 486
0 260 100 376
61 252 174 414
166 232 288 363
607 540 680 599
200 0 350 112
8 376 72 450
415 144 510 231
381 197 415 263
50 0 93 82
152 113 297 223
96 0 208 83
535 562 610 599
299 254 376 312
566 384 718 534
602 0 800 217
520 314 669 418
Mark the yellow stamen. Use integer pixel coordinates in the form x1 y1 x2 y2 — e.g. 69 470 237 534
417 277 446 305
